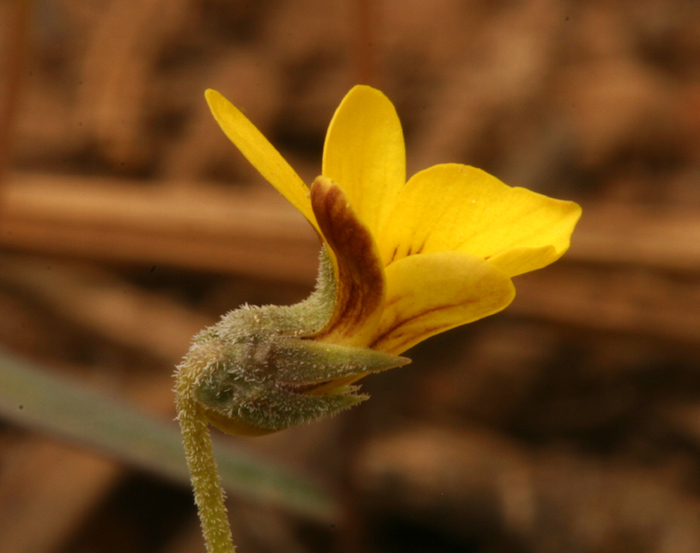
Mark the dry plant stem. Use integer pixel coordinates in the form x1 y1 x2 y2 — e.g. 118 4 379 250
176 363 237 553
0 0 31 190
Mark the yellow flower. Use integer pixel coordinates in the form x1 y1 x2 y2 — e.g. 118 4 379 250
176 85 581 553
178 85 580 437
205 85 581 356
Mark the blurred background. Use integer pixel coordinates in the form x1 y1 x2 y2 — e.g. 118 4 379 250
3 0 700 552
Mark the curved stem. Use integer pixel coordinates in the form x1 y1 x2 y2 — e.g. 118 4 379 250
176 361 236 553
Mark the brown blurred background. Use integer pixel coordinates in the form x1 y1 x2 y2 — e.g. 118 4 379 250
3 0 700 552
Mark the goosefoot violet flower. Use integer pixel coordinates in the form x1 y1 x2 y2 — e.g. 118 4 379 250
178 85 581 437
175 85 580 553
183 86 581 435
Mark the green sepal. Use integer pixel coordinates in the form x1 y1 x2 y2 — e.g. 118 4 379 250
178 244 410 436
192 336 409 435
268 338 410 384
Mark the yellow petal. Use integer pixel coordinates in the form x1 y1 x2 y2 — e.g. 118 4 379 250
370 251 515 355
378 164 582 277
322 85 406 236
205 89 318 230
309 176 386 348
487 245 559 277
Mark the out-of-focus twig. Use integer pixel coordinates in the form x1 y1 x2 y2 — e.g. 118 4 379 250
1 171 319 283
0 0 31 190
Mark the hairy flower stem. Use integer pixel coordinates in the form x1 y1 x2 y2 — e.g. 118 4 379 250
176 360 236 553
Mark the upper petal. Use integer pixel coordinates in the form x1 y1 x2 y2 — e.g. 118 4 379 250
309 176 386 348
378 164 582 277
205 89 318 230
369 250 515 355
322 85 406 236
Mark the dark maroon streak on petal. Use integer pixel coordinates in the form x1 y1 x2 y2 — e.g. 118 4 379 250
310 177 385 342
389 247 398 263
369 301 468 353
369 287 510 354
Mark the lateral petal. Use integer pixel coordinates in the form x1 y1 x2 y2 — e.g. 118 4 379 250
205 89 318 230
370 251 515 355
322 85 406 236
309 176 386 348
378 164 581 276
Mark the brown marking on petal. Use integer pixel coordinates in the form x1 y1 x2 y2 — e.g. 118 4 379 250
386 241 425 268
389 246 399 264
369 300 473 353
310 177 386 344
371 281 513 354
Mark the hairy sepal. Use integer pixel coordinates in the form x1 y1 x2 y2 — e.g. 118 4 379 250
179 250 408 436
